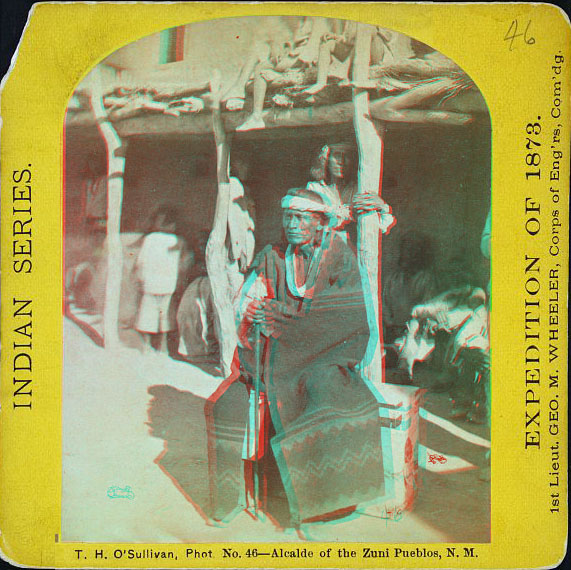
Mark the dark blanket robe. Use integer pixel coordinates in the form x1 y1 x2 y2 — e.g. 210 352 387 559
205 234 384 525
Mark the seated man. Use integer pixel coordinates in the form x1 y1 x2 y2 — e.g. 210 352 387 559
204 187 385 527
297 23 415 99
222 16 322 131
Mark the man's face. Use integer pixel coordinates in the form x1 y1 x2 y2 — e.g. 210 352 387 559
282 209 323 246
328 149 349 180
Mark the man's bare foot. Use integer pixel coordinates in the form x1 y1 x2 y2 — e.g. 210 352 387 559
236 115 265 131
300 82 327 96
167 97 204 114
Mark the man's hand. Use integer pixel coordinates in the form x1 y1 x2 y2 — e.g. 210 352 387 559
260 68 284 82
245 299 275 337
245 299 266 325
245 298 295 337
352 194 390 215
204 69 223 111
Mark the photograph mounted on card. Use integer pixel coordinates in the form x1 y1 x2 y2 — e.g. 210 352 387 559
0 3 568 569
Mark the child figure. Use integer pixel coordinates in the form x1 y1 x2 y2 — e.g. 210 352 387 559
306 143 395 242
135 205 187 354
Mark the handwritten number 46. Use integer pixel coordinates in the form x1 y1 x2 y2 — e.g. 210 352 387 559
505 20 535 51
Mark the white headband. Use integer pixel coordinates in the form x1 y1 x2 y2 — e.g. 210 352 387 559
281 195 331 214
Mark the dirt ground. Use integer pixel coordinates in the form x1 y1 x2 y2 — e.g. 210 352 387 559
62 316 490 544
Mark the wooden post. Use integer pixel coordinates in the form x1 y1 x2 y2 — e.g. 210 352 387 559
88 69 127 349
206 87 241 378
353 23 386 387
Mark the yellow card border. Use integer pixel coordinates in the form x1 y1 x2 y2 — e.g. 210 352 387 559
1 2 569 568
